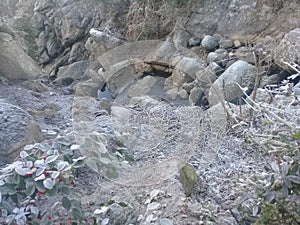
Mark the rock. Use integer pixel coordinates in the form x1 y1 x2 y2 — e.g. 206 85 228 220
85 29 125 59
0 33 41 81
74 79 104 97
208 60 256 106
201 35 218 51
178 89 188 99
233 40 242 48
54 60 90 86
219 38 234 49
209 62 224 77
129 96 165 108
189 87 204 106
207 49 228 67
179 163 198 197
172 29 190 48
69 42 87 63
46 33 63 58
22 80 49 92
188 37 201 48
185 0 300 40
274 28 300 71
32 0 101 66
181 82 194 94
106 60 144 98
127 76 158 98
0 103 43 166
172 56 205 80
196 67 216 88
233 47 255 64
84 69 105 84
165 87 179 100
260 73 281 87
171 69 193 86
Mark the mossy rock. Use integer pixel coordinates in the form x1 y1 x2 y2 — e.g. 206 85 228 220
179 163 198 197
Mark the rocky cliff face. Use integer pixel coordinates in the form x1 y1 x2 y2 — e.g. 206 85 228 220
1 0 300 80
185 0 300 40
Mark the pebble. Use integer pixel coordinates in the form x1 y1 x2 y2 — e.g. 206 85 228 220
201 35 218 51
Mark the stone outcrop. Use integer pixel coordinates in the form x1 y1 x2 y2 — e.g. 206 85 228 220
0 32 41 80
185 0 300 41
0 102 43 166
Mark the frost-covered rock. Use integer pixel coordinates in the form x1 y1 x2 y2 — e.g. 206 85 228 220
0 103 43 166
208 60 256 106
274 28 300 71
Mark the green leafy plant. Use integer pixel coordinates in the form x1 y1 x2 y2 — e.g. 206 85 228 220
238 154 300 224
0 138 85 225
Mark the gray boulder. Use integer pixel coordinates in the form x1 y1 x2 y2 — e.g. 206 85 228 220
0 103 43 167
207 49 228 67
127 76 158 98
208 60 256 106
188 37 201 47
274 28 300 71
85 29 125 59
0 33 41 81
201 35 218 51
54 60 90 86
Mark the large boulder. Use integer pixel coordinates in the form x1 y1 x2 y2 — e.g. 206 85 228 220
274 28 300 71
85 29 125 59
208 60 256 106
0 102 44 167
54 60 90 86
0 32 41 80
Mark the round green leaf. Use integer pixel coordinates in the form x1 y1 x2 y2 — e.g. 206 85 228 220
59 186 70 195
62 196 72 211
51 171 60 179
34 174 45 181
46 185 58 197
25 182 35 196
35 181 46 192
72 207 82 220
35 167 46 177
20 151 28 159
43 178 55 189
85 158 99 173
45 155 58 164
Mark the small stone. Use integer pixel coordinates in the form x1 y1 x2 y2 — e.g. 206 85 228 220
188 37 201 47
207 49 228 67
171 69 193 86
201 35 218 51
165 87 178 100
160 218 174 225
164 76 173 86
233 40 241 48
182 82 194 94
219 38 234 49
178 89 188 99
189 87 204 106
209 62 224 77
179 163 198 197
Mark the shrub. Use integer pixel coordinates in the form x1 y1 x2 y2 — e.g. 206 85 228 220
0 138 85 225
